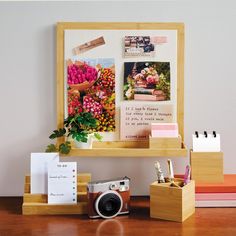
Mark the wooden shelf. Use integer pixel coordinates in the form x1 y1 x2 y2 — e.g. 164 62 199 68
66 141 188 157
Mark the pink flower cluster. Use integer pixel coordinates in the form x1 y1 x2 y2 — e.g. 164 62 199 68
83 96 103 117
146 75 157 85
67 63 98 85
134 66 159 87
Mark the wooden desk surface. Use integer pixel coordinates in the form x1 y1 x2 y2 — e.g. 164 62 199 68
0 197 235 236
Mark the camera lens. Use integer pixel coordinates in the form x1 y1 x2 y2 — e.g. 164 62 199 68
95 191 123 219
98 194 121 217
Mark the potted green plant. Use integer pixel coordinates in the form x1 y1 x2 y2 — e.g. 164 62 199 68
46 112 102 154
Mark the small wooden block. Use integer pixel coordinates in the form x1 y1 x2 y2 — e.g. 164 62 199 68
22 202 87 215
24 183 30 194
190 150 224 183
77 173 91 183
77 183 87 192
149 135 182 149
150 179 195 222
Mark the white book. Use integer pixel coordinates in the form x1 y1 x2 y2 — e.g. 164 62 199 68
30 153 59 194
48 162 77 204
196 200 236 207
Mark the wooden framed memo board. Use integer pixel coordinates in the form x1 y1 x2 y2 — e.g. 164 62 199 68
56 22 185 156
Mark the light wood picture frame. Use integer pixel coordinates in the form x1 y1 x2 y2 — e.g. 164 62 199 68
56 22 185 157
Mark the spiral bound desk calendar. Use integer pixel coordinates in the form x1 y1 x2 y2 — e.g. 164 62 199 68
192 131 221 152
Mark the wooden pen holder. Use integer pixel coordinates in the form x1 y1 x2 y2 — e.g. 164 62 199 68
190 150 224 183
22 173 91 215
150 179 195 222
149 135 182 149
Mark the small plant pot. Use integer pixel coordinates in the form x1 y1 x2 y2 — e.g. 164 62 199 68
73 135 93 149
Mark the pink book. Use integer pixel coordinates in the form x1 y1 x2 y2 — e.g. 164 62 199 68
151 123 178 137
175 174 236 193
196 193 236 201
134 94 159 101
196 200 236 207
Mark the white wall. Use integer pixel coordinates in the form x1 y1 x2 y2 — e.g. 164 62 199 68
0 1 236 196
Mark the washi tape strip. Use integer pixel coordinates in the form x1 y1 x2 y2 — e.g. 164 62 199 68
73 36 105 55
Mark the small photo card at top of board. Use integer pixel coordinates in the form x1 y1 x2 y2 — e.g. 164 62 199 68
120 103 173 141
30 153 59 194
48 162 77 204
124 36 155 57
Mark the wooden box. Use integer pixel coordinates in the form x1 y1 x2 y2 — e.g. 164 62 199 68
190 150 224 183
22 173 91 215
149 135 182 149
150 179 195 222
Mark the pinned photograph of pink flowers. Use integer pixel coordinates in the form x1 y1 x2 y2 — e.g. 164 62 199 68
66 58 116 132
123 62 170 101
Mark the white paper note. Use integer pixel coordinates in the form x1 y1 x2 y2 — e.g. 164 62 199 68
192 133 221 152
30 153 59 194
48 162 77 204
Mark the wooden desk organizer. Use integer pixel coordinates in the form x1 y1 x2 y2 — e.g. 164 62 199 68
149 135 182 149
22 173 91 215
150 179 195 222
190 150 224 183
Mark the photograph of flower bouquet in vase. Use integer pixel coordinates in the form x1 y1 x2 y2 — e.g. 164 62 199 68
67 58 116 133
124 62 170 101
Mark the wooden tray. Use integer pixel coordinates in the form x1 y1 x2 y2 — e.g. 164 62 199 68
22 173 91 215
65 140 188 157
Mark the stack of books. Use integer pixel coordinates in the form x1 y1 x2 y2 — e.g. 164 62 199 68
134 88 166 101
195 174 236 207
175 174 236 207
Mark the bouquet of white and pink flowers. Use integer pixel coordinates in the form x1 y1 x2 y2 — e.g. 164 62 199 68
134 66 159 88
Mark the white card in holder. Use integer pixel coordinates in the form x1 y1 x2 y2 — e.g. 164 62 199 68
48 162 77 204
192 131 221 152
30 153 59 194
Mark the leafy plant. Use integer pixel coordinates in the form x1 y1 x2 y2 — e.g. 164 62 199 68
46 112 102 154
156 73 170 100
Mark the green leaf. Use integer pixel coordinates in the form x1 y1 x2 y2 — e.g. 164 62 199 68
49 134 57 139
49 128 66 139
59 141 71 154
45 144 58 152
58 128 66 136
94 132 103 141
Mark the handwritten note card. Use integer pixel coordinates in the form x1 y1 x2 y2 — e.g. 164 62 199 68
48 162 77 204
120 103 173 140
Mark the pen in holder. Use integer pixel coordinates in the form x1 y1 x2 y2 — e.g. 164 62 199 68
154 161 165 183
167 159 181 188
184 165 191 185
